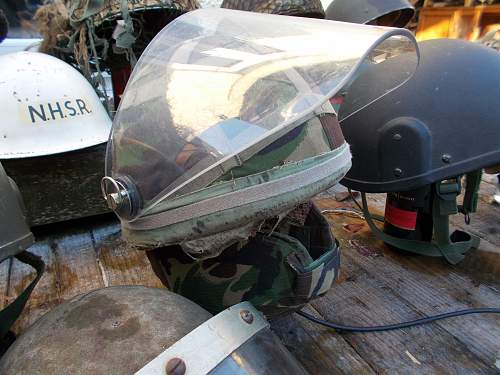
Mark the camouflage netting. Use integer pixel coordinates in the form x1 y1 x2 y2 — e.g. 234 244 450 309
221 0 325 18
34 0 200 105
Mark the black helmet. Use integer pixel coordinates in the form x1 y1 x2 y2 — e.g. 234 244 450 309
325 0 414 27
339 39 500 264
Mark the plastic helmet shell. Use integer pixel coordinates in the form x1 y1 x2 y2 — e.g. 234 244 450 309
340 39 500 193
0 286 212 374
325 0 414 27
0 52 111 159
0 162 33 261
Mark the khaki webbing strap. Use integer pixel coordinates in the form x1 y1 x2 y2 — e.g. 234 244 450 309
0 251 45 340
460 170 482 219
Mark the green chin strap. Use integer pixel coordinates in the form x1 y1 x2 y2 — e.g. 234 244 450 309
360 171 482 265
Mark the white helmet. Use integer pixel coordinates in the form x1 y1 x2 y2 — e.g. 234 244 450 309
0 51 111 159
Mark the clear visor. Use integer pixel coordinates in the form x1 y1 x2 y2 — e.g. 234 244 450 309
107 8 418 215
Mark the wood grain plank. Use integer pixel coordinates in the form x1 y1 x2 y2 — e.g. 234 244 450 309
272 305 376 375
330 182 500 288
49 228 104 300
314 195 500 371
310 254 494 374
91 222 163 288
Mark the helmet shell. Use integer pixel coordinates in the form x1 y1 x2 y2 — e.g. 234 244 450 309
0 286 212 374
340 39 500 193
0 162 33 261
325 0 414 27
221 0 325 18
0 52 111 159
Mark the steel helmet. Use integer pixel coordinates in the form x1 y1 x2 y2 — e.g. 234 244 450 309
0 163 33 260
221 0 325 18
35 0 200 110
0 162 44 354
0 286 307 374
102 8 418 254
0 51 111 159
325 0 414 27
339 39 500 264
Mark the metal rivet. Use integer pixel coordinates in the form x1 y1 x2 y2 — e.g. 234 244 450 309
166 358 186 375
393 133 402 141
240 309 254 324
442 154 452 163
393 168 402 177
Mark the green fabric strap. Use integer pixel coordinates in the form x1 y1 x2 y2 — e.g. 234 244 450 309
361 185 479 265
460 170 482 217
431 180 479 264
0 251 45 340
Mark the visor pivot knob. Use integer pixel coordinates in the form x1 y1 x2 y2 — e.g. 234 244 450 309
101 176 135 216
105 191 127 210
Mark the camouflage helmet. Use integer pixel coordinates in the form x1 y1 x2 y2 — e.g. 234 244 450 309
102 9 418 253
35 0 200 101
221 0 325 18
103 9 418 314
147 202 341 317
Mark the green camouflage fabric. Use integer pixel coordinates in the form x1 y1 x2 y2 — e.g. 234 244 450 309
221 0 325 18
35 0 199 107
147 202 340 317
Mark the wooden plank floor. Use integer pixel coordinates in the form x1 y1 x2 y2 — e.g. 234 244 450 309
1 179 499 374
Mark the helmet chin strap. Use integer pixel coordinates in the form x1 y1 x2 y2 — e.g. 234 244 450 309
0 252 45 354
360 171 482 265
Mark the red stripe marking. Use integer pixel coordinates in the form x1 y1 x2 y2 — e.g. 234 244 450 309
384 202 418 230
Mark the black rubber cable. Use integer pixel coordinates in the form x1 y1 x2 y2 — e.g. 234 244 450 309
296 308 500 333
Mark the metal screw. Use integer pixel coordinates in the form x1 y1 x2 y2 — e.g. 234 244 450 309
393 168 402 177
442 154 452 163
165 358 186 375
393 133 402 141
240 309 254 324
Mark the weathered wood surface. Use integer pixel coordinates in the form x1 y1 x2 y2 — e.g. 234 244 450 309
1 180 499 374
2 143 110 226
